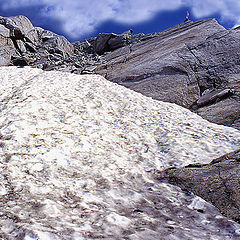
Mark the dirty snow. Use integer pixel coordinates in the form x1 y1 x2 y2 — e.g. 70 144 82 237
0 66 239 239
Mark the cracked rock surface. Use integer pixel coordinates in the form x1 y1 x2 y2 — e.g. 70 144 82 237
0 66 240 239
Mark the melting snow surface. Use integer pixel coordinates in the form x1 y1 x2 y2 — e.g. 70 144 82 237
0 66 239 239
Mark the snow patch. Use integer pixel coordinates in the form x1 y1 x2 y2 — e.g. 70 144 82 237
0 67 239 239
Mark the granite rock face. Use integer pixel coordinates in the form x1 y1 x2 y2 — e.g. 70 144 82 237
95 19 224 106
159 149 240 224
0 15 33 65
95 19 240 129
0 66 240 239
0 15 39 65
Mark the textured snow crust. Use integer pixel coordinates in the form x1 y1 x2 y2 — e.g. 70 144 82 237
0 66 240 239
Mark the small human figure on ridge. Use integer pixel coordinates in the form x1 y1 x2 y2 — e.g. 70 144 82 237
184 11 189 22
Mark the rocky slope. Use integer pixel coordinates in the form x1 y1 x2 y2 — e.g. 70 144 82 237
1 15 240 239
1 15 239 129
94 19 240 130
0 15 101 73
0 66 240 239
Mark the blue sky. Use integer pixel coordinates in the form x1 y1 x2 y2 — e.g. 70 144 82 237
0 0 239 42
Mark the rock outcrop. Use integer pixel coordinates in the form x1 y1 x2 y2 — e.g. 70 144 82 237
0 66 240 239
93 30 133 55
196 89 233 107
158 149 240 224
94 19 240 129
0 15 40 65
0 15 101 73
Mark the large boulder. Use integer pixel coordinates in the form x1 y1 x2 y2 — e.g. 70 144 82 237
93 30 132 54
94 33 116 54
35 27 74 58
0 66 240 239
108 30 133 51
4 15 39 44
0 15 38 65
0 24 16 65
95 19 240 129
0 15 39 57
6 15 39 44
196 89 232 107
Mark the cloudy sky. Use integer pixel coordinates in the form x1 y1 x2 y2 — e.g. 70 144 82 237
0 0 239 42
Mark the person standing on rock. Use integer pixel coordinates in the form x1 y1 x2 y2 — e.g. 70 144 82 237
185 11 189 22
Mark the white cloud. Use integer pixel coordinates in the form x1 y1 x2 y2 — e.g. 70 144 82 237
1 0 240 39
184 0 240 24
38 0 183 38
